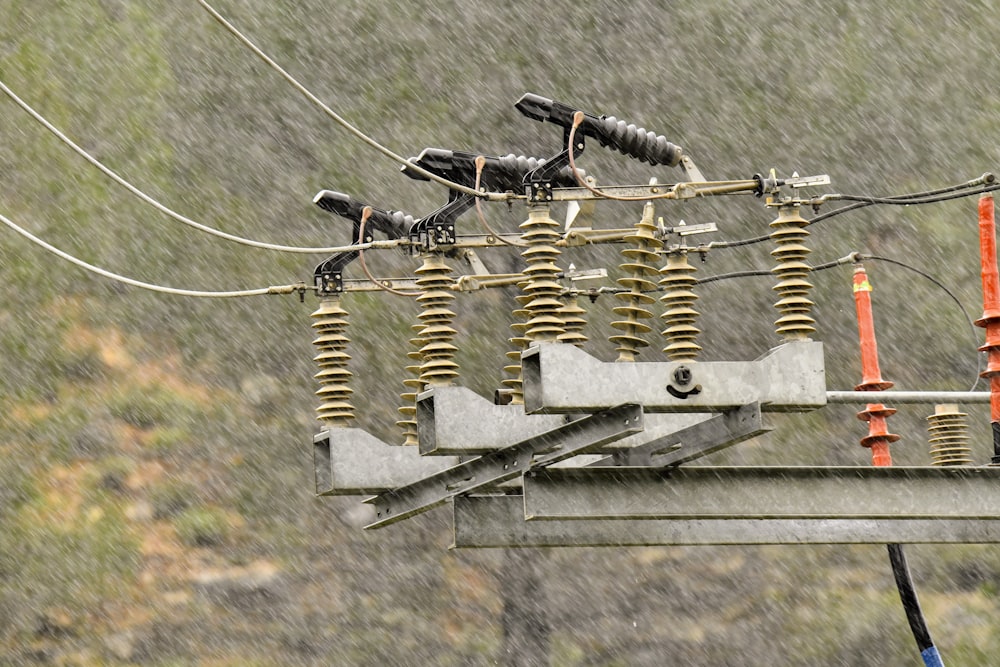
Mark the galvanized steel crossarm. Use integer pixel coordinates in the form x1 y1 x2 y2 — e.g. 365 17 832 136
451 495 1000 548
365 403 644 529
524 466 1000 521
589 403 768 467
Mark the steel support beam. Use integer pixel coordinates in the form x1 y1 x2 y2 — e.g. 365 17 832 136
524 466 1000 520
366 404 643 529
313 428 459 496
590 403 768 467
521 341 825 414
416 386 568 455
417 385 711 455
451 495 1000 547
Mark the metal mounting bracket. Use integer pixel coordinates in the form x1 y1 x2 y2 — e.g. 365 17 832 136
365 404 644 529
416 385 713 456
521 341 826 413
591 402 768 467
313 428 459 496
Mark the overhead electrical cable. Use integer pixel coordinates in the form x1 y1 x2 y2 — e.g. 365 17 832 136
711 175 999 249
0 78 404 255
698 252 982 391
0 212 306 298
196 0 505 202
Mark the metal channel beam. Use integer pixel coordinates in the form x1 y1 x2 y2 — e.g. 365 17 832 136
313 428 459 496
524 466 1000 520
365 404 643 529
521 341 825 414
417 386 567 455
590 403 768 467
418 385 712 455
451 495 1000 547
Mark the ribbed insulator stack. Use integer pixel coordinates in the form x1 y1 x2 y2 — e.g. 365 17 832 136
557 294 589 347
396 325 425 446
974 195 1000 464
501 313 529 405
769 203 816 340
659 249 701 361
414 254 459 387
311 297 355 428
519 205 566 342
927 404 973 466
851 263 898 466
609 202 662 362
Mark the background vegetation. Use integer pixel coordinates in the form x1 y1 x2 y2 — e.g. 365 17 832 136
2 1 1000 664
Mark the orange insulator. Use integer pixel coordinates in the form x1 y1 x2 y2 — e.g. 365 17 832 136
852 263 899 465
857 404 900 467
852 265 893 391
974 194 1000 463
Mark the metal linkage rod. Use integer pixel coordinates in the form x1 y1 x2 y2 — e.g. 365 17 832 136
828 391 992 404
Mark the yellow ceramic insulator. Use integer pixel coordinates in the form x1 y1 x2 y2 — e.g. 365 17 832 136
927 403 973 466
311 297 355 428
769 202 816 340
557 293 589 347
396 325 425 446
659 250 701 361
519 205 566 342
415 254 459 387
610 202 662 362
501 302 530 405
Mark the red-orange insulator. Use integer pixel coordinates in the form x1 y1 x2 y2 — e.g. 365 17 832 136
975 195 1000 437
858 406 900 467
852 265 893 391
851 263 899 466
976 195 1000 329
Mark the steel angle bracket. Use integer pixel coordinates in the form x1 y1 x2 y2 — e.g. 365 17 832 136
416 386 568 455
521 340 826 414
417 385 713 456
365 404 644 529
591 402 769 467
451 495 1000 547
523 466 1000 521
314 428 459 496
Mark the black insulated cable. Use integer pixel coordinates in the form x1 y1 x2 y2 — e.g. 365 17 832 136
888 543 944 667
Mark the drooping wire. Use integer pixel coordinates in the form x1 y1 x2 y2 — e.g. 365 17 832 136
197 0 506 202
0 78 408 256
474 156 527 247
698 252 982 391
356 207 421 297
711 175 999 250
567 112 677 202
0 211 305 298
861 254 982 391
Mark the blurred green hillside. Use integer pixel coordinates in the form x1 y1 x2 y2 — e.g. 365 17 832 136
2 1 1000 665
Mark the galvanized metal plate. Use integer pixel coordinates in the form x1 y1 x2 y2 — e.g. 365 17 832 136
521 341 826 414
452 495 1000 547
523 466 1000 520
